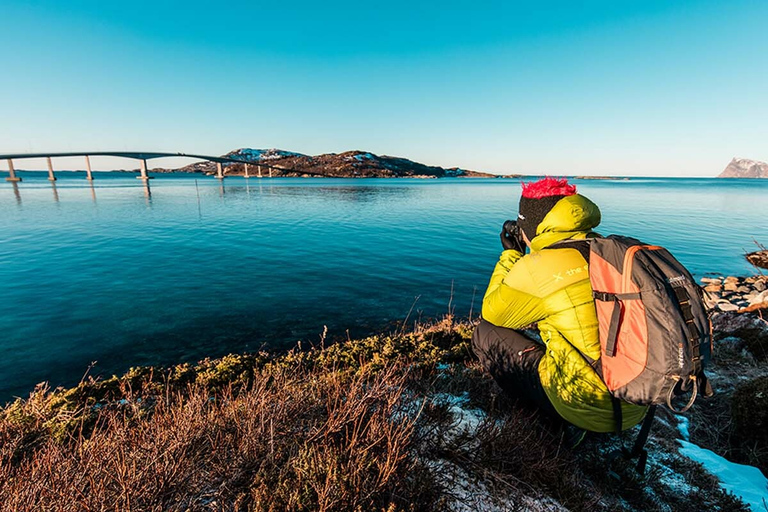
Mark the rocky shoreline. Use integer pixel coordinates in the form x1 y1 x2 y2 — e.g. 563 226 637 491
701 274 768 312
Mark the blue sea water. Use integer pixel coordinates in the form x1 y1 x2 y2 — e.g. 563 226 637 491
1 172 766 402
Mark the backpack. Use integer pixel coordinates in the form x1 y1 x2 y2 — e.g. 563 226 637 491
557 235 713 472
588 235 713 410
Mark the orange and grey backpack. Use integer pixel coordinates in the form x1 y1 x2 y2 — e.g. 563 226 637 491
558 235 713 471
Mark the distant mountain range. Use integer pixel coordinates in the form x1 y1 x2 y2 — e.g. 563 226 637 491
718 157 768 178
155 149 499 178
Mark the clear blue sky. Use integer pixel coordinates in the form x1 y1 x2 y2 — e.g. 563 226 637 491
2 0 766 176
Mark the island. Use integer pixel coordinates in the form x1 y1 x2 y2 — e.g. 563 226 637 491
717 157 768 178
152 148 499 178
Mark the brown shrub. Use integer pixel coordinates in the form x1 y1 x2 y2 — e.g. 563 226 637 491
0 365 437 511
0 317 753 511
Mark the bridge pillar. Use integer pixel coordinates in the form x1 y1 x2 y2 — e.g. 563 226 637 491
244 163 250 178
216 162 224 179
269 166 273 178
137 159 152 180
257 165 262 178
85 156 94 180
5 159 21 182
46 157 56 181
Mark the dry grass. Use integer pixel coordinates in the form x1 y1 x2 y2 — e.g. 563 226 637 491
1 364 438 511
0 318 471 512
0 316 754 511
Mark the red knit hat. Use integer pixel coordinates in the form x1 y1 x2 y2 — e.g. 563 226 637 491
518 178 577 239
521 177 577 199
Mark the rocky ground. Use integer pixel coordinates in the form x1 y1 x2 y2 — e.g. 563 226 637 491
702 274 768 313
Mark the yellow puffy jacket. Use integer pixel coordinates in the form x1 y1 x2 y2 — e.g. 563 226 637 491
481 194 647 432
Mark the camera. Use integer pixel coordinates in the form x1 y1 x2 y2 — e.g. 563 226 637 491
503 220 518 235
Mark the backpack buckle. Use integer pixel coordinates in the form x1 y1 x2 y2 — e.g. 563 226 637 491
593 291 616 302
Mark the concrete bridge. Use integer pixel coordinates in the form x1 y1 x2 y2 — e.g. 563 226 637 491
0 151 319 182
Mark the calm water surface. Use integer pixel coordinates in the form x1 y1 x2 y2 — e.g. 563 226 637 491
1 172 766 401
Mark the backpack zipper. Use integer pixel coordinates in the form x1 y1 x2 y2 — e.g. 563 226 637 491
622 245 662 291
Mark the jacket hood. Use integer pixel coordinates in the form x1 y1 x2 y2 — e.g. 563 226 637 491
529 194 601 252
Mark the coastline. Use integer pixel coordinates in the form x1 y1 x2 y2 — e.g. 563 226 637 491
1 273 766 510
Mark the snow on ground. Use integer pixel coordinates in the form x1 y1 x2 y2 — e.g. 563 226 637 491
652 450 698 498
232 148 306 161
678 439 768 511
432 392 486 433
427 459 568 512
676 415 690 441
425 391 567 512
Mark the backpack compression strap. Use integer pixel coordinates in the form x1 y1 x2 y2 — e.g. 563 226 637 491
667 283 714 412
593 291 642 357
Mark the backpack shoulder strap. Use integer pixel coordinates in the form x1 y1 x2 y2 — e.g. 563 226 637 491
628 405 657 474
607 404 657 475
545 238 592 262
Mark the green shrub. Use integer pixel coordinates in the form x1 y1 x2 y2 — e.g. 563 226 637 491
727 327 768 361
731 375 768 473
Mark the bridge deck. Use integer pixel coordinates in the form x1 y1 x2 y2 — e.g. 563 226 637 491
0 151 322 176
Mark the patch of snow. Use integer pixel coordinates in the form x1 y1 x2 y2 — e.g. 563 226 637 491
426 459 566 512
432 392 486 433
520 495 569 512
432 392 470 407
451 405 485 433
678 439 768 510
232 148 306 162
677 415 690 441
653 452 698 497
659 468 697 496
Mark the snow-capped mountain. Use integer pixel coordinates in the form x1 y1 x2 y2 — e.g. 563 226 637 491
718 157 768 178
228 148 308 162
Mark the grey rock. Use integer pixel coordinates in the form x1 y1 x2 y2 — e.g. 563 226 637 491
755 281 767 292
737 286 751 294
718 302 740 312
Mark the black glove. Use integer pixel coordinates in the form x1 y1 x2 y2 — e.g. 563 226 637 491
500 220 526 253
